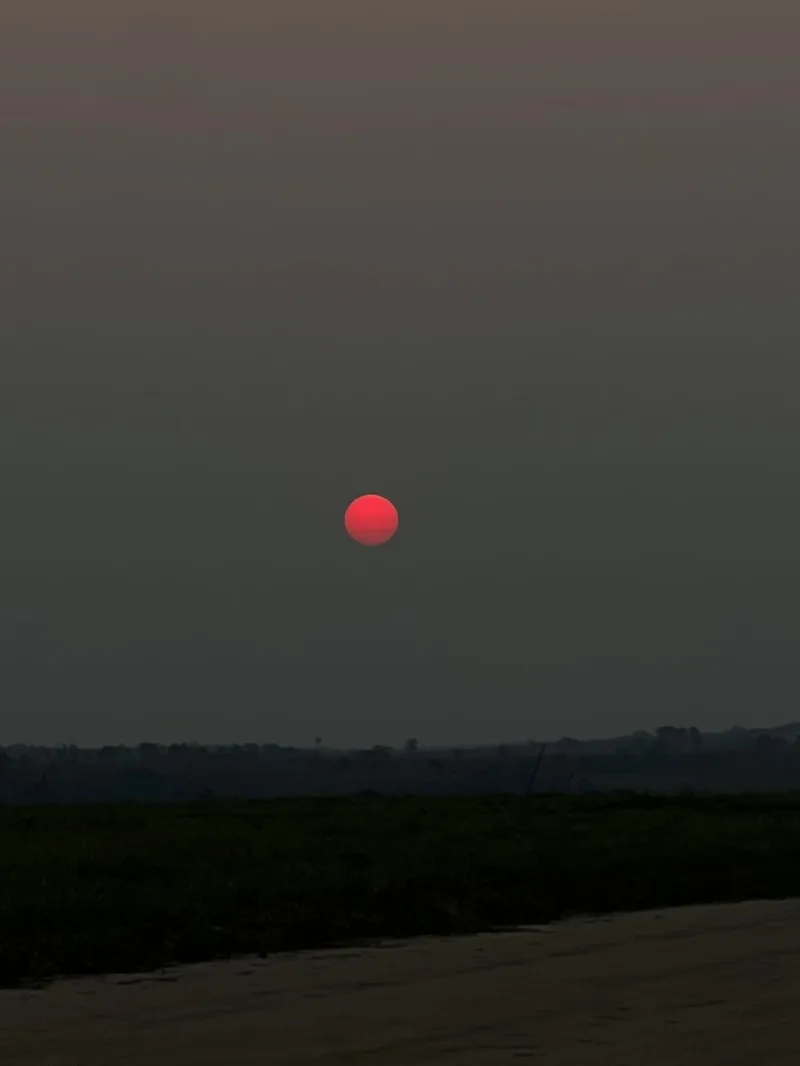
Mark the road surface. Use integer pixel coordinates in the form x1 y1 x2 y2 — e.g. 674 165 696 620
2 898 800 1065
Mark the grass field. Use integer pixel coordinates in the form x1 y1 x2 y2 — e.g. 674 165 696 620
3 791 800 989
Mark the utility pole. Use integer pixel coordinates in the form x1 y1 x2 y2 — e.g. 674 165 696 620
524 743 547 797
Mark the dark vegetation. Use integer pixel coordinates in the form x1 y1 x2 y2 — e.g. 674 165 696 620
4 790 800 989
3 722 800 804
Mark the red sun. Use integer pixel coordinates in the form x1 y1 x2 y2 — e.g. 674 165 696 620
344 494 399 546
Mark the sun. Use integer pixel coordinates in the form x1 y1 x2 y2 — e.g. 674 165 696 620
344 494 399 546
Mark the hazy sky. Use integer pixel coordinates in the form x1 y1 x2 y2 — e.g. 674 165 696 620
1 1 799 747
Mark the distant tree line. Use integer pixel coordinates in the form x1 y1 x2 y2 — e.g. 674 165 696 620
1 723 800 804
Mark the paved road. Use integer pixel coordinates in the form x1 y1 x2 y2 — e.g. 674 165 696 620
2 898 800 1065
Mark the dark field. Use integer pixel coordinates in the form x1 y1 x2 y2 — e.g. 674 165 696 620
3 792 800 989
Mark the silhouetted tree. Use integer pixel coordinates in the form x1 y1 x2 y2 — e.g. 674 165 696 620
137 743 160 764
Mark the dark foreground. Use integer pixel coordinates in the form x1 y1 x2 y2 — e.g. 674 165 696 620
3 899 800 1065
3 792 800 988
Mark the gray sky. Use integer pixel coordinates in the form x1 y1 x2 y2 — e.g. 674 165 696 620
1 1 799 747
